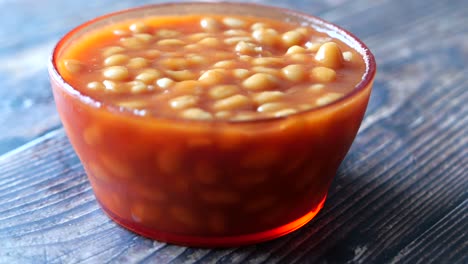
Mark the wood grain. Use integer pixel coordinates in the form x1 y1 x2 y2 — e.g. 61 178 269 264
0 0 467 263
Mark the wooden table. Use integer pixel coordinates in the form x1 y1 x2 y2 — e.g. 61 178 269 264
1 0 466 263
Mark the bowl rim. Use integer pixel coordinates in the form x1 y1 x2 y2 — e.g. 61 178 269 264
48 1 377 124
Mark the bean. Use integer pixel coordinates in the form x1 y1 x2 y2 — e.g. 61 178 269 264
129 22 149 33
232 68 250 79
222 17 247 28
155 77 175 89
238 55 252 62
305 42 322 52
343 51 353 62
316 92 344 106
241 148 279 169
282 30 304 47
127 80 148 94
197 37 221 47
209 85 239 99
213 94 251 111
289 53 310 63
87 81 104 90
274 108 297 117
242 73 278 91
310 66 337 82
230 112 257 121
200 17 221 32
103 66 129 81
281 64 306 82
199 69 225 85
181 108 213 120
127 57 148 69
295 27 310 35
165 70 196 81
131 203 161 223
252 91 284 104
188 55 208 66
102 46 125 57
161 58 188 70
250 22 268 31
116 100 147 109
252 66 279 75
224 29 249 36
215 111 232 119
257 102 286 112
155 29 180 38
103 80 118 91
134 33 153 43
187 33 212 41
252 28 279 46
103 54 129 66
120 37 145 49
213 60 236 68
113 29 129 36
169 95 198 110
156 147 181 174
100 154 132 179
234 41 261 55
170 206 196 227
184 44 200 50
157 39 185 46
172 80 202 94
63 59 83 73
224 36 253 45
307 83 325 92
315 42 343 68
135 69 161 84
285 45 307 55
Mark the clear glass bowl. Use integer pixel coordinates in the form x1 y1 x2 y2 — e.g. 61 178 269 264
48 2 376 247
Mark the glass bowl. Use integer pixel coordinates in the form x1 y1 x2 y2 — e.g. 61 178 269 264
48 2 376 247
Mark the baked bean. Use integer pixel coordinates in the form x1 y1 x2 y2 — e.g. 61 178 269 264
307 83 325 92
257 102 286 112
157 39 185 46
103 66 129 81
188 55 208 66
282 30 304 47
83 124 101 146
252 66 279 75
209 85 239 100
172 80 202 94
161 58 188 70
87 81 104 90
169 95 198 110
120 37 145 49
252 57 283 66
166 70 197 81
100 154 132 179
289 53 310 63
129 22 149 33
170 206 196 227
310 66 337 82
199 69 225 85
250 22 267 31
128 80 148 94
224 29 249 36
316 92 344 106
155 29 180 38
343 51 353 62
252 91 284 104
252 28 279 46
127 57 148 69
274 108 297 117
103 80 118 91
281 64 306 82
187 33 212 41
315 42 343 68
155 77 175 89
215 111 232 119
222 17 247 28
224 36 253 45
198 37 221 47
242 73 278 90
113 29 129 36
213 94 251 111
305 41 322 52
286 45 307 55
231 112 257 121
135 69 161 84
134 33 153 43
213 60 236 68
181 108 213 120
104 54 129 66
63 59 83 73
200 17 221 32
156 147 182 174
234 41 261 55
102 46 125 57
232 68 250 79
241 148 279 169
116 100 147 109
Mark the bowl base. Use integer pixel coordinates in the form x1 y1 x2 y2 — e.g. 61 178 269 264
98 196 327 247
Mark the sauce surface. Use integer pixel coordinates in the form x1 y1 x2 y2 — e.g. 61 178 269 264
58 15 366 121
